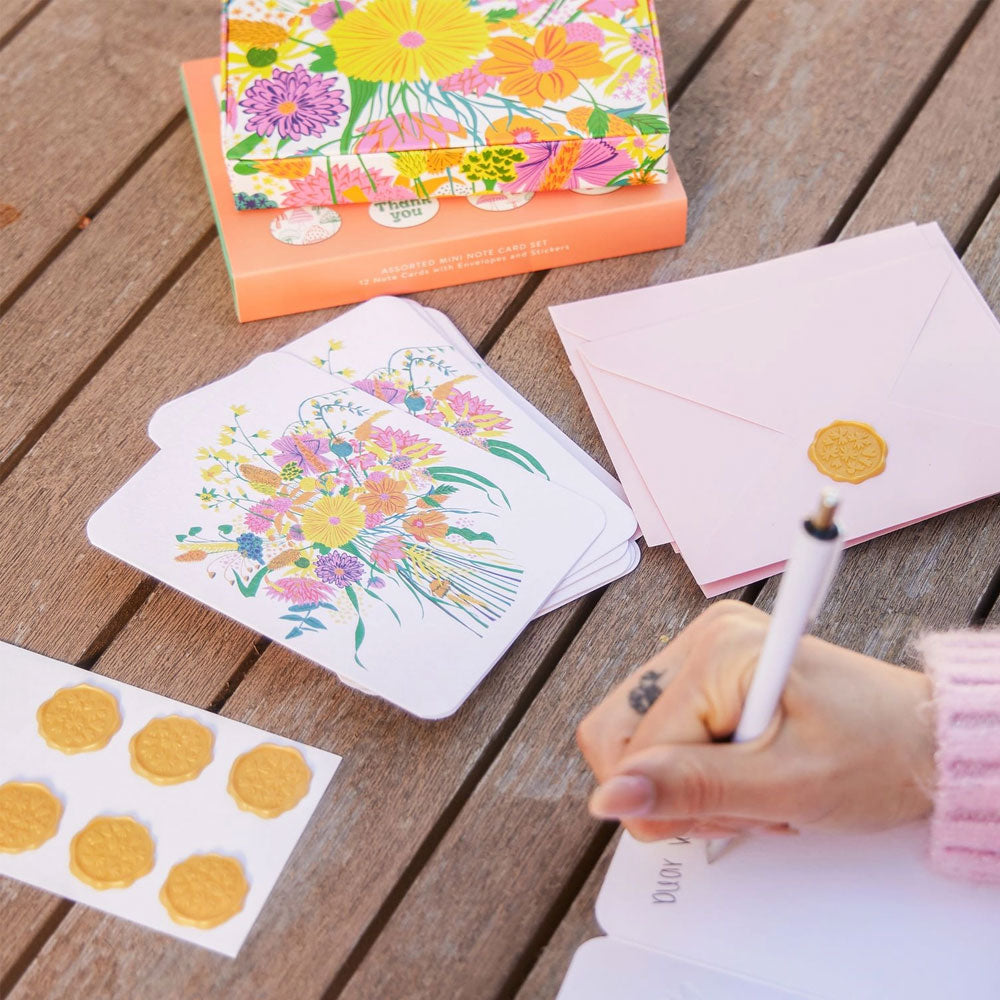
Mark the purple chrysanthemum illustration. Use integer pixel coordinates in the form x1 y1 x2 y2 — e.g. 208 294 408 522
315 550 364 588
241 65 348 141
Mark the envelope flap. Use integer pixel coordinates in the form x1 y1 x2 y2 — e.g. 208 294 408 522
576 249 953 433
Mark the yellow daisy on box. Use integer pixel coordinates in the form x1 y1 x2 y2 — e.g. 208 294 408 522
328 0 489 83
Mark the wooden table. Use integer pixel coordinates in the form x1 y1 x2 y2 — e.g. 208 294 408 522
3 0 1000 996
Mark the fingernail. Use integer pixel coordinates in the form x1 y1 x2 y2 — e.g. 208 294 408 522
589 775 655 819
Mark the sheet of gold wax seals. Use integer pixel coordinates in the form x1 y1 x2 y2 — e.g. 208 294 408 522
0 641 342 957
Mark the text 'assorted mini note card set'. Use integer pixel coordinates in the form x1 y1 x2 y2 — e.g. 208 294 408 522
550 222 1000 596
0 642 340 957
88 297 638 719
557 825 1000 999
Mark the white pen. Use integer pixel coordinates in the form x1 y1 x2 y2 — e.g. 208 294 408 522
705 488 844 863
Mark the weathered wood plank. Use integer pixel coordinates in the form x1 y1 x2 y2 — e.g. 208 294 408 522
333 1 998 996
840 0 1000 247
0 127 214 470
515 836 617 1000
0 0 215 299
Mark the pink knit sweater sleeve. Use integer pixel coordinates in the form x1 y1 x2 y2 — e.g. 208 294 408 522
920 630 1000 884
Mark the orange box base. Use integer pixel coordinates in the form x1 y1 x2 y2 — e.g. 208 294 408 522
181 58 687 323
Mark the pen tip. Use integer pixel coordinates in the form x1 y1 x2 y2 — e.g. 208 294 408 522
809 489 839 532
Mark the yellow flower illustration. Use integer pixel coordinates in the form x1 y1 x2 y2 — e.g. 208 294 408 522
328 0 489 83
300 494 365 548
480 26 611 108
394 150 430 179
426 148 465 171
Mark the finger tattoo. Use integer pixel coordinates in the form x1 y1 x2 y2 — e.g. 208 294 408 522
628 670 664 715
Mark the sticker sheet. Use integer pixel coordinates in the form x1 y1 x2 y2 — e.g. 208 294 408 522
0 642 340 957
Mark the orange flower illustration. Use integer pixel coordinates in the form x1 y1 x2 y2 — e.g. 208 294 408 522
403 510 449 543
480 26 612 108
357 475 409 517
485 114 567 144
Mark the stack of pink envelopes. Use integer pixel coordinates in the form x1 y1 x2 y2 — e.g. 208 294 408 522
550 222 1000 596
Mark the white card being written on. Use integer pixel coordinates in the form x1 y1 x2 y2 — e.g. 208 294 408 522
0 642 340 957
91 354 604 718
557 938 806 1000
596 828 1000 999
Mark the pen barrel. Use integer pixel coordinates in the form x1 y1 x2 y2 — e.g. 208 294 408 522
732 524 840 744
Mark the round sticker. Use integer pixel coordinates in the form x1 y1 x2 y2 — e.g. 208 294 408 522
573 186 623 196
368 198 440 229
467 192 534 212
269 206 342 245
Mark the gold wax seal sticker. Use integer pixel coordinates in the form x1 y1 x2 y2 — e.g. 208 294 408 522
160 853 249 929
808 420 888 484
0 781 63 853
37 683 122 754
69 815 155 889
227 743 312 819
129 715 215 785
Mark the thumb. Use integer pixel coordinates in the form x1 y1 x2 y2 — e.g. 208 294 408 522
588 740 786 824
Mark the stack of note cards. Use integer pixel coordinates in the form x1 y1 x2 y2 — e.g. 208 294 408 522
550 222 1000 595
88 297 638 718
0 642 340 956
558 826 1000 999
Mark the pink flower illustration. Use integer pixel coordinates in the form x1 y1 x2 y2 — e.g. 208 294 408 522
282 165 413 207
583 0 636 14
448 389 512 430
371 426 445 463
437 61 502 98
353 378 407 404
244 510 272 533
564 22 605 45
356 113 466 152
310 0 354 30
372 535 407 571
504 139 636 193
241 65 348 140
272 433 333 472
265 576 335 603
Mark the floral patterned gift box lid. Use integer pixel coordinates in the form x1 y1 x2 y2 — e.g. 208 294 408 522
220 0 670 209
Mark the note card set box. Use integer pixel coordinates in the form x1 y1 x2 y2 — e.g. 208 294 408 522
181 58 687 321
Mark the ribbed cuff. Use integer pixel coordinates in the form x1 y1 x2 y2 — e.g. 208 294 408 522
920 630 1000 884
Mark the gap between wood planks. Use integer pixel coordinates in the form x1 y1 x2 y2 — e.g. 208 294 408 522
0 0 51 51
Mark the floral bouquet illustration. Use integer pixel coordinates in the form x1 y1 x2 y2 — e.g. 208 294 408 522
220 0 670 208
311 341 550 478
174 390 524 663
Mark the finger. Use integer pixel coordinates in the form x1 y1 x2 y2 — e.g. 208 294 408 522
588 741 791 826
576 628 699 782
626 606 766 756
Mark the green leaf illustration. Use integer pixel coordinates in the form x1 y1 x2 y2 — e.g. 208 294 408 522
310 45 337 73
226 132 265 160
340 77 380 155
426 466 510 507
447 526 497 544
294 556 311 568
587 107 610 138
485 7 518 21
219 524 233 534
485 440 550 479
234 565 269 598
624 113 670 135
233 162 260 175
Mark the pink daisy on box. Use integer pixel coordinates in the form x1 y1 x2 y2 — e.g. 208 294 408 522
504 139 635 193
241 65 348 141
356 113 465 153
437 61 502 98
282 164 412 208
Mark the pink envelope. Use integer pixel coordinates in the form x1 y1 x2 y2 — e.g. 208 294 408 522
549 223 949 549
571 243 1000 595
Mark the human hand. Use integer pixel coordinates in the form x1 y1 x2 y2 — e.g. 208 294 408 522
576 601 935 841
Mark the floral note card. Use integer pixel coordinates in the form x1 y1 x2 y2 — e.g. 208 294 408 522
89 353 605 718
